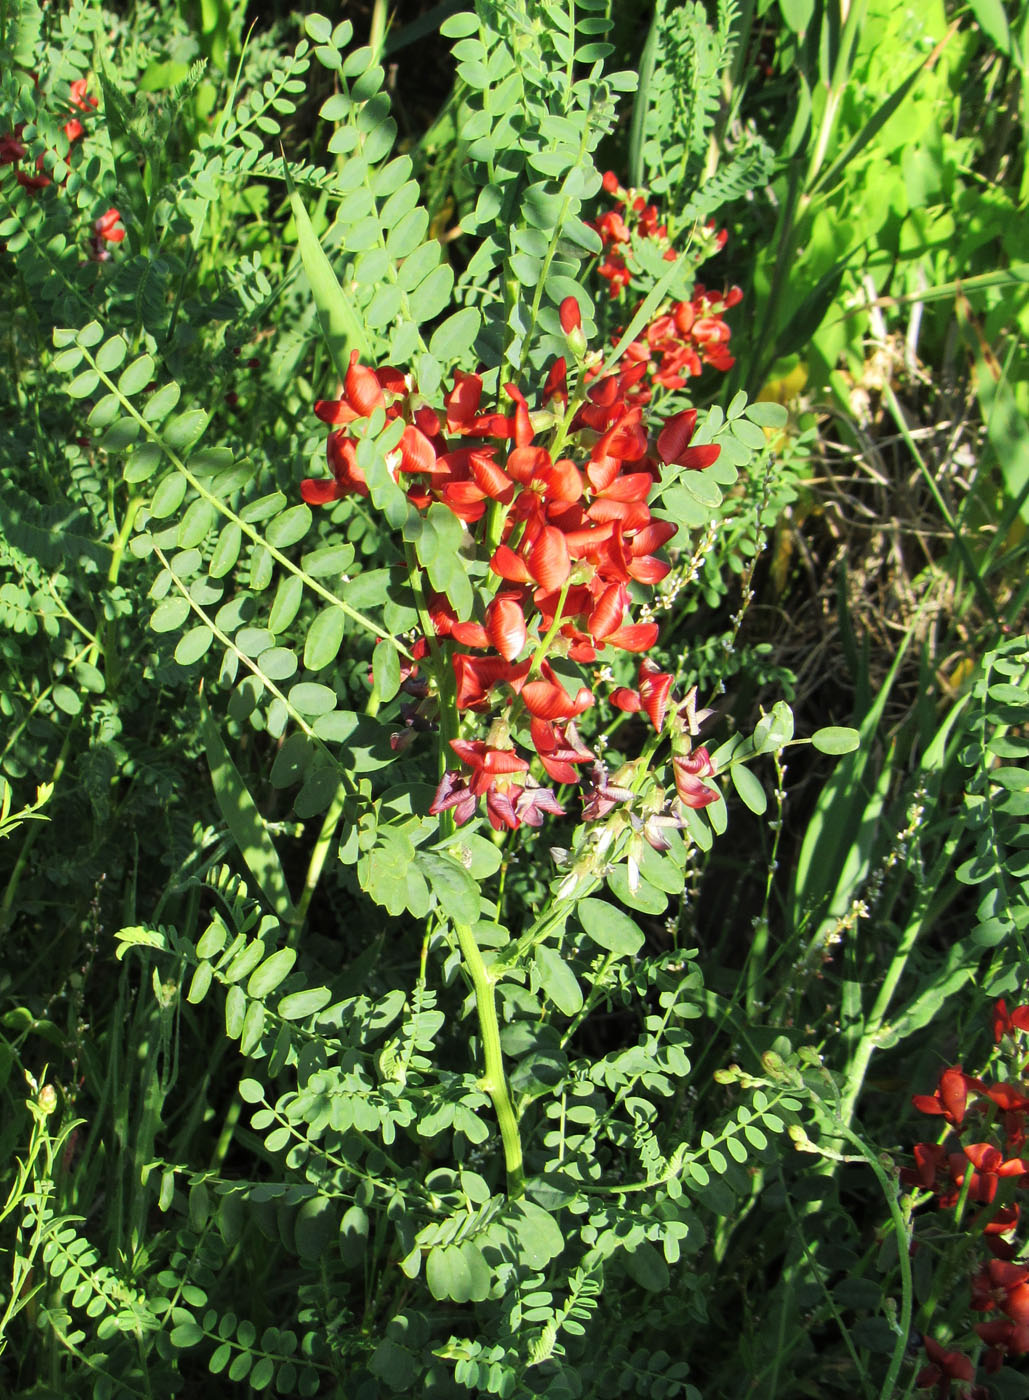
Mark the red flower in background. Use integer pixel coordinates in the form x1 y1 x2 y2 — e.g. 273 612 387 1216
94 208 124 243
911 1066 986 1127
993 1000 1029 1043
916 1335 975 1394
63 78 98 143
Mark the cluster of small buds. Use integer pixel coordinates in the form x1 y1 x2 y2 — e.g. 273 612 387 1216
1 77 125 258
903 1000 1029 1392
303 299 724 835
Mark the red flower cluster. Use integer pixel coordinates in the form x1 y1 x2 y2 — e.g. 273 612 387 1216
302 306 723 832
586 174 741 405
621 285 744 399
1 77 97 190
1 78 124 260
904 1001 1029 1387
593 170 677 297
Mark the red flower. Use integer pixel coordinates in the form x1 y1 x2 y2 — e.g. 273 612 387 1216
520 661 593 721
899 1141 948 1192
301 431 368 504
912 1066 985 1126
962 1141 1028 1182
916 1335 975 1393
452 654 529 711
63 78 97 143
449 738 529 794
94 208 125 244
314 349 389 426
610 659 675 732
971 1259 1029 1323
672 748 718 808
529 718 594 785
993 999 1029 1042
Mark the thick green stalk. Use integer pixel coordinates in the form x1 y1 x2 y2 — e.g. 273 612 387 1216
453 921 524 1197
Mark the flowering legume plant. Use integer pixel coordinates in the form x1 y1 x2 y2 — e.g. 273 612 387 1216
0 3 876 1396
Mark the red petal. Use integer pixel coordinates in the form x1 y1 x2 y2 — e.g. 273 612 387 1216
451 621 490 649
605 622 659 652
597 472 653 503
548 457 584 502
486 595 527 661
522 679 593 720
657 409 698 464
628 555 671 585
315 399 357 425
300 477 343 505
398 424 436 475
528 526 571 591
470 449 516 503
680 443 721 471
588 582 628 639
610 687 642 713
632 519 677 554
345 350 385 417
490 545 532 584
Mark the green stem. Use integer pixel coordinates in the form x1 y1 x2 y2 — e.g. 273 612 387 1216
453 921 524 1197
290 781 348 938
